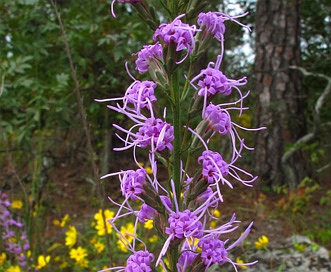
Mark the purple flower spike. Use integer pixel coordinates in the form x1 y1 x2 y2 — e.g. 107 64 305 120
134 43 163 74
204 103 231 135
177 251 198 271
198 150 229 184
165 210 203 239
124 80 157 111
111 116 174 154
126 250 154 272
190 55 248 114
198 11 251 42
96 64 158 116
138 204 156 222
136 118 174 151
120 169 147 201
196 186 216 203
199 222 258 271
153 14 198 62
197 67 231 96
156 208 203 267
199 237 228 267
160 195 172 210
198 12 226 42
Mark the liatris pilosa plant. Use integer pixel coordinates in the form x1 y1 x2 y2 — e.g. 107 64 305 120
97 1 265 271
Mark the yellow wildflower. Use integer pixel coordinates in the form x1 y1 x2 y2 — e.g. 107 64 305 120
53 219 60 226
145 166 153 175
161 258 170 272
144 219 153 230
76 258 89 268
0 252 6 266
188 238 201 252
210 221 217 229
8 237 17 243
60 214 70 227
116 222 135 252
236 257 247 269
138 162 145 167
90 236 97 244
255 235 269 250
94 241 105 253
69 247 88 262
5 266 21 272
28 195 33 205
11 200 23 209
54 214 70 227
59 261 69 269
94 209 114 236
35 255 51 269
65 226 77 248
148 235 158 243
212 209 221 218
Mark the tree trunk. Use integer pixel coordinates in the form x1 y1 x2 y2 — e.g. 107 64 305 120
254 0 306 188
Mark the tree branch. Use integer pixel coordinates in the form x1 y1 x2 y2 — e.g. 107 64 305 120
50 0 112 260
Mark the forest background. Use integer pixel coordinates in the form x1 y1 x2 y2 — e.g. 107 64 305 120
0 0 330 271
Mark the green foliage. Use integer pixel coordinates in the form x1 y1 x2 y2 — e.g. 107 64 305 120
301 0 331 72
293 243 306 253
320 189 331 206
0 1 153 268
0 0 150 150
300 0 331 179
274 177 321 214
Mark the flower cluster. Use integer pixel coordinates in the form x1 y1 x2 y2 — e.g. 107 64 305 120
133 43 163 74
165 210 203 239
0 192 31 269
99 4 264 272
255 235 269 250
50 210 119 270
126 250 154 271
69 246 89 268
94 209 115 236
65 226 77 248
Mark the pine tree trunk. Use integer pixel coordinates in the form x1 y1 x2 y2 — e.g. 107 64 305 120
254 0 306 188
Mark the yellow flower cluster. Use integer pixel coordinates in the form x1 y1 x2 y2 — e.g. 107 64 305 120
90 236 105 253
0 252 6 266
255 235 269 250
94 209 114 236
35 255 51 269
11 200 23 210
116 222 135 252
210 209 221 229
148 235 158 243
53 214 70 227
138 161 153 174
65 225 77 248
69 246 89 268
235 257 248 269
144 219 153 230
5 266 21 272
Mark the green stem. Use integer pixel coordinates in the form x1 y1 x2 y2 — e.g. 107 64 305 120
170 72 181 207
172 246 179 272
